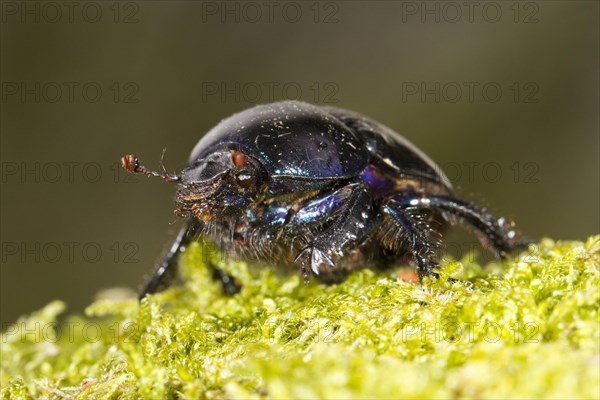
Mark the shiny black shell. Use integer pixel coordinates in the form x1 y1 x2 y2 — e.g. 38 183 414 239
189 101 451 190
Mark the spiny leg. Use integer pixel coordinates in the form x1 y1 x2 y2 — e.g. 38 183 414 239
140 219 245 298
392 195 528 259
277 184 356 238
139 219 199 299
293 182 377 282
382 200 442 280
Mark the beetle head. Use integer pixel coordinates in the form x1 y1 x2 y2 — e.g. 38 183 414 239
121 149 267 224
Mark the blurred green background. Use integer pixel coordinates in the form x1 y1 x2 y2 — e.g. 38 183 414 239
1 1 598 325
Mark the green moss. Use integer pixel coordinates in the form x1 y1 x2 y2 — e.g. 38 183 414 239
2 236 599 399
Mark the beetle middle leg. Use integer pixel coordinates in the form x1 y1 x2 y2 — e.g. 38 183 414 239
291 182 378 282
381 199 443 280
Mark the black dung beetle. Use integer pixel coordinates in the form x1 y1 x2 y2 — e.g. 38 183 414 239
122 101 527 298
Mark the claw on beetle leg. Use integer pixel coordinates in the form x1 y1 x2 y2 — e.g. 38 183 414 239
301 263 310 285
311 248 334 275
294 248 313 285
295 246 335 285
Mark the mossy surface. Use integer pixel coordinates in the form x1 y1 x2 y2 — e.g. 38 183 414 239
1 236 599 399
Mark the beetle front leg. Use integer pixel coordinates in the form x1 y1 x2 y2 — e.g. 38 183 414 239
292 182 376 282
139 219 199 299
140 219 243 298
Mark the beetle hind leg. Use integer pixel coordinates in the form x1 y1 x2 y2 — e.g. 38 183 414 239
429 196 528 258
390 195 530 261
381 200 443 280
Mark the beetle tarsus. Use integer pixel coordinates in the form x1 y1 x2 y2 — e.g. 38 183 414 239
207 261 242 296
301 264 310 285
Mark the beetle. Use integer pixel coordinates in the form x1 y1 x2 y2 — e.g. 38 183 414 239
122 101 528 298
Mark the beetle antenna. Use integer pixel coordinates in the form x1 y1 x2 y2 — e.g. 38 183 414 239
121 154 181 182
159 148 180 179
159 148 170 175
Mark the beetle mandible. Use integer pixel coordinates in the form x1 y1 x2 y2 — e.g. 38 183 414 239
122 101 527 298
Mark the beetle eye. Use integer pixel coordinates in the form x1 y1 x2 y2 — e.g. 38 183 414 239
231 151 246 168
236 172 256 189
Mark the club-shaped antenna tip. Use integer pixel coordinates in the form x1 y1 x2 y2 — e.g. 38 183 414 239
121 154 139 173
